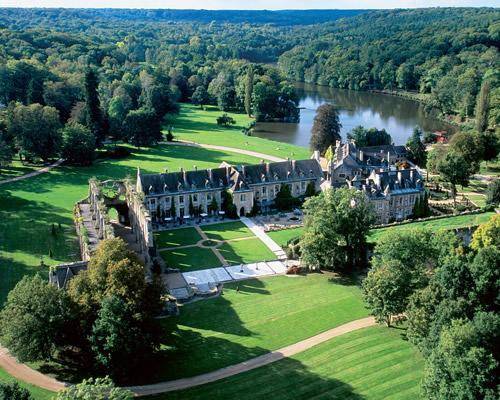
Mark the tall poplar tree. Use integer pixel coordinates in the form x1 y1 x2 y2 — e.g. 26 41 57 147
84 68 105 147
475 79 490 133
244 65 254 117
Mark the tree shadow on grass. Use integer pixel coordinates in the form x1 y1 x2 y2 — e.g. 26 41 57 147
150 332 365 399
228 278 271 296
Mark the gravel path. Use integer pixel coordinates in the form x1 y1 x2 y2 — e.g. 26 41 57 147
0 317 376 396
163 141 286 162
0 159 64 186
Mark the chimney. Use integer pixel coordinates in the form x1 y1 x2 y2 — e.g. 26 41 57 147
225 166 230 181
397 171 402 183
312 150 320 162
242 165 246 177
359 150 364 162
266 162 270 175
387 151 390 165
208 168 213 181
291 160 296 171
410 169 414 180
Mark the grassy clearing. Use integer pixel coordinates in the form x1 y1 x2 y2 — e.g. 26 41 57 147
167 104 310 160
158 273 368 381
0 144 262 305
158 325 423 400
201 221 254 241
368 211 495 243
218 237 276 265
479 159 500 176
267 212 495 248
0 159 44 180
155 227 202 249
159 247 222 271
0 367 53 400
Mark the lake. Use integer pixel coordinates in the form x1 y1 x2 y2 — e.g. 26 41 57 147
253 82 451 147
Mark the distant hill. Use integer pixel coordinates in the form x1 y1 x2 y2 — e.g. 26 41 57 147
0 8 368 27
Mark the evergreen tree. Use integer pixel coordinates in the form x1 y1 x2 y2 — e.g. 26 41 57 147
475 79 490 133
84 68 105 147
244 65 254 117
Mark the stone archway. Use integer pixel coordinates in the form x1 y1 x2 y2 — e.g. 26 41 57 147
239 206 245 217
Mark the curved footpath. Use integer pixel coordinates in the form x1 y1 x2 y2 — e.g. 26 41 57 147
163 140 286 162
0 141 286 186
0 317 376 396
0 158 64 185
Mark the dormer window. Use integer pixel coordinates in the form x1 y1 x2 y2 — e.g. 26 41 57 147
205 179 210 188
177 182 183 190
148 185 154 194
261 173 266 182
274 173 279 181
191 183 196 190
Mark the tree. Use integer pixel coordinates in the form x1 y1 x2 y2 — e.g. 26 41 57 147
347 126 392 147
89 296 161 380
436 150 472 206
60 123 95 165
422 319 498 400
300 188 375 271
216 113 236 127
475 79 490 132
0 382 33 400
485 179 500 206
123 108 162 147
55 377 133 400
363 260 412 326
470 246 500 311
191 86 209 108
310 103 341 154
275 184 299 211
68 238 161 317
221 190 237 218
209 197 218 214
406 127 427 166
84 68 105 147
6 103 62 161
43 80 81 123
0 275 74 362
305 181 317 197
470 214 499 251
245 65 254 116
448 131 483 175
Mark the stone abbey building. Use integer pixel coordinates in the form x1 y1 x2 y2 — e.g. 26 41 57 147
138 159 324 219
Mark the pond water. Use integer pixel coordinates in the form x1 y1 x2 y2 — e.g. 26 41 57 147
253 82 452 147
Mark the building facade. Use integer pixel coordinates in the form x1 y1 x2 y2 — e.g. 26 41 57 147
348 168 425 224
138 159 324 219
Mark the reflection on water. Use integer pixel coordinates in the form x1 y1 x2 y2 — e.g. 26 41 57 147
254 82 452 147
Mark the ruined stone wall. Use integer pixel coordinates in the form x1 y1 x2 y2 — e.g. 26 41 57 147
124 179 155 265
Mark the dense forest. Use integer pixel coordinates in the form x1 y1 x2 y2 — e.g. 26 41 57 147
0 7 498 166
279 8 500 126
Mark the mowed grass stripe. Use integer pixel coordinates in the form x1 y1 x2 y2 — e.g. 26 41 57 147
160 326 423 400
201 221 255 241
155 227 202 248
159 274 368 381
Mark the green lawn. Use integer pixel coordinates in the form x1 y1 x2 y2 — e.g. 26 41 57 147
479 159 500 176
159 326 424 400
155 227 202 249
218 238 276 265
159 247 222 271
0 144 262 305
0 159 43 180
368 211 495 243
267 227 305 247
266 212 495 248
0 367 54 400
168 104 310 160
201 221 254 241
157 273 368 381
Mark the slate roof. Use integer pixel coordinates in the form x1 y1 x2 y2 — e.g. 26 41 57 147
359 145 408 158
49 261 88 289
350 168 424 199
139 159 324 196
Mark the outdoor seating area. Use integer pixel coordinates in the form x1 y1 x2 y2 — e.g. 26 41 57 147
252 209 304 232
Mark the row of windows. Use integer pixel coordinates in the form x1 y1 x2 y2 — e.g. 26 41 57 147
148 193 217 209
